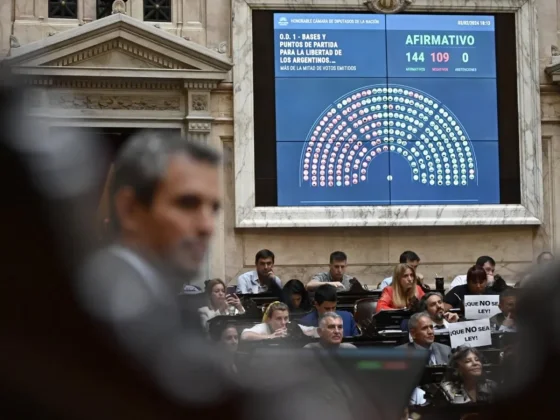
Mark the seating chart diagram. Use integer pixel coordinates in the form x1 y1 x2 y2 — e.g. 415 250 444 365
273 13 500 206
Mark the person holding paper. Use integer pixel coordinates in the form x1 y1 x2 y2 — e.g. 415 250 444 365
439 346 496 404
489 288 517 332
444 266 490 310
376 264 425 312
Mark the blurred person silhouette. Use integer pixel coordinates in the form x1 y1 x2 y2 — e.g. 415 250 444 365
210 322 239 374
536 251 554 265
0 75 240 419
77 130 240 403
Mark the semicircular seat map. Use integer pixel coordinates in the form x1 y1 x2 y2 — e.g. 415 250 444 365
273 12 500 206
300 84 477 189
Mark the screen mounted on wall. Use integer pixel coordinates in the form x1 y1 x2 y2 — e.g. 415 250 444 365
272 14 499 206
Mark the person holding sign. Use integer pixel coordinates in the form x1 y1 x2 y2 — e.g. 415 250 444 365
489 288 517 332
438 346 496 404
444 265 491 310
376 264 425 312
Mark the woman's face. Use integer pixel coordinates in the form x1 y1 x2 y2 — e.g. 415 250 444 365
220 327 238 353
399 268 415 291
211 283 226 307
458 351 483 378
291 293 302 309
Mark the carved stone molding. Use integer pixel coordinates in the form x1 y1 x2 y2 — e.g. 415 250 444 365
44 39 193 70
187 121 212 132
23 78 183 90
191 94 208 111
185 81 219 90
364 0 414 13
47 94 181 111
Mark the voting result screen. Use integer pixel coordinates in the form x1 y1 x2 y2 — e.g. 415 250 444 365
273 14 499 206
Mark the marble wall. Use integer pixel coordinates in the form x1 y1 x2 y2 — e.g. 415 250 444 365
4 0 560 288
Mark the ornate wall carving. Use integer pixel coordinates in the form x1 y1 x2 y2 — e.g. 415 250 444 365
25 78 183 90
44 39 194 70
47 94 181 111
191 94 208 111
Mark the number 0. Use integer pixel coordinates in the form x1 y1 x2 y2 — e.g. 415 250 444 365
462 52 469 63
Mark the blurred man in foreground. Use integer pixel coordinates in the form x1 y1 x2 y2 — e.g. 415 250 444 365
78 131 225 402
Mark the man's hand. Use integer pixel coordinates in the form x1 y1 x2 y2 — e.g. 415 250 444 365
269 327 288 339
487 274 495 285
444 312 459 323
268 270 276 279
330 282 344 289
502 313 515 328
226 293 243 310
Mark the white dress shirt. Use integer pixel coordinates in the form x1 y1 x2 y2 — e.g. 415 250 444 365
236 270 282 294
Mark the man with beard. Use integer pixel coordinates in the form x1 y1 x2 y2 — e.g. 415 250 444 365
78 130 224 402
418 292 459 332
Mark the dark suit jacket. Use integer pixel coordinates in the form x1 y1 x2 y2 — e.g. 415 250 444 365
397 341 452 366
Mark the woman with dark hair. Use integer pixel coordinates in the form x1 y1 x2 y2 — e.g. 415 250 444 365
198 278 245 329
282 279 312 312
444 265 490 310
439 346 496 404
210 321 239 374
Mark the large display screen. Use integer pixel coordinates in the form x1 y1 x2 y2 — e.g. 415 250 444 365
273 14 499 206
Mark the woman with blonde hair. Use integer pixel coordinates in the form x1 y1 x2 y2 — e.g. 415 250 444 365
376 264 425 312
198 278 245 329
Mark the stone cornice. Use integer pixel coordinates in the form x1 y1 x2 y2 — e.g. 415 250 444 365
43 38 192 70
12 67 228 85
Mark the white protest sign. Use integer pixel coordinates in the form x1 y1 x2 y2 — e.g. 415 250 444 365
464 295 500 320
448 318 492 349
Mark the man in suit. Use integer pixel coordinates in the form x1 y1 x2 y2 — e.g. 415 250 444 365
78 130 226 403
398 312 451 366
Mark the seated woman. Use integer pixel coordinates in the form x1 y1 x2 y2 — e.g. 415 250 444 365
376 264 425 313
210 322 239 374
439 346 496 404
198 278 245 329
282 279 312 312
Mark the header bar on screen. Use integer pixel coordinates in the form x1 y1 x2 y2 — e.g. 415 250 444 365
274 13 385 30
386 15 495 31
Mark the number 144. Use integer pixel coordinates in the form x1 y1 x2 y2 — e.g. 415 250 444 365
406 52 470 63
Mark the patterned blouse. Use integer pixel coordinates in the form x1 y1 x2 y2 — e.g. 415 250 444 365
439 379 496 404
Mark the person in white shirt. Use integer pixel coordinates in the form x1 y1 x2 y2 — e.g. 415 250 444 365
449 255 496 290
379 251 424 290
241 301 315 341
198 278 245 329
418 292 459 332
236 249 282 294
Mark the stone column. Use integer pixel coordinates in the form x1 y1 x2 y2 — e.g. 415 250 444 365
184 82 215 285
185 83 214 143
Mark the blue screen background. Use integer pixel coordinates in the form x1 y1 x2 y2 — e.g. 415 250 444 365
274 14 500 206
